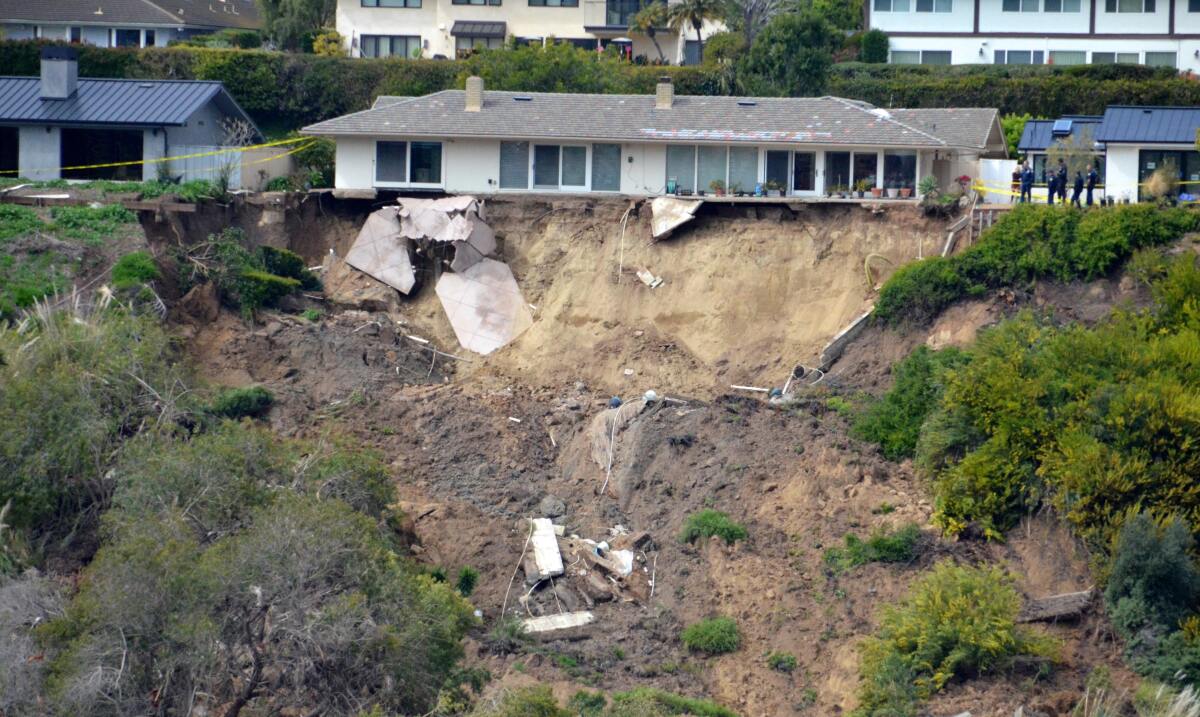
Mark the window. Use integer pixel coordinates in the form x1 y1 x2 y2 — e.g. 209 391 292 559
1145 51 1177 67
873 0 911 10
454 0 502 4
995 50 1044 64
1137 150 1200 201
792 152 816 192
853 152 879 188
374 141 441 185
533 145 560 187
825 152 850 191
456 36 505 53
361 35 421 58
1105 0 1154 11
1044 0 1080 9
376 142 408 183
69 27 81 43
529 0 579 6
1002 0 1039 10
683 40 701 65
666 145 697 192
1092 51 1139 63
697 146 727 194
728 147 757 194
607 0 649 25
1048 50 1086 65
592 144 621 192
144 30 156 46
915 0 952 11
362 0 422 6
114 29 140 47
891 50 921 64
561 146 587 187
884 151 917 190
893 49 951 64
1192 0 1200 11
920 50 952 64
765 151 790 192
500 141 529 189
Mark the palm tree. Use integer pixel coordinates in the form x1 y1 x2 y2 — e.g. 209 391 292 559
667 0 724 63
630 3 670 63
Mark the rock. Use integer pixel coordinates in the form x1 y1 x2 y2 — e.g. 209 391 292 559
1118 274 1136 293
579 571 614 602
322 256 400 312
539 494 567 519
178 282 219 324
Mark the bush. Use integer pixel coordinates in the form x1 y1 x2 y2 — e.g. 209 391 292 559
738 13 835 97
680 509 748 545
0 204 42 241
0 252 70 319
177 228 306 313
825 524 922 572
261 245 320 290
292 135 335 187
609 688 738 717
209 385 274 419
111 251 160 289
855 562 1057 716
859 30 888 63
455 566 480 597
264 175 296 192
171 179 221 203
471 687 569 717
767 650 798 672
681 616 741 655
853 345 969 460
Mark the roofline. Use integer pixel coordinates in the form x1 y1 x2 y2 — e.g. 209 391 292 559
0 18 237 29
1103 105 1200 110
0 119 186 128
0 76 226 85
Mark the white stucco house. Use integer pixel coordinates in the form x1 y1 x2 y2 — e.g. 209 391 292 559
335 0 721 63
301 76 1007 197
867 0 1200 71
0 47 261 183
0 0 260 48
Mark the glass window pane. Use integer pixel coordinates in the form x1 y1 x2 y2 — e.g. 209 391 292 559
1063 0 1080 10
874 0 892 9
891 50 920 64
409 142 441 183
697 146 727 193
1145 51 1176 67
853 152 879 188
916 0 932 10
591 144 621 191
1092 52 1115 63
825 151 850 192
728 147 758 194
1118 0 1141 10
1003 0 1019 9
884 152 916 190
765 151 789 192
934 0 952 11
994 50 1006 64
922 50 951 64
666 145 696 193
1005 50 1032 64
500 141 529 189
793 152 816 192
1033 50 1044 63
1118 52 1139 63
376 141 407 183
894 0 910 9
533 145 560 188
562 146 586 187
1049 50 1085 65
1192 0 1200 11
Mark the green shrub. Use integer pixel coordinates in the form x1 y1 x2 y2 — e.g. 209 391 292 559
873 256 970 326
766 651 798 672
110 251 160 289
681 616 741 655
609 688 738 717
292 135 336 187
0 204 43 241
237 270 300 310
171 179 221 203
855 562 1057 716
49 204 136 245
261 245 320 290
470 687 568 717
264 175 296 192
680 510 748 545
177 228 306 313
455 566 480 597
209 385 273 419
825 524 922 573
302 308 322 322
859 30 889 63
853 345 969 460
0 252 70 319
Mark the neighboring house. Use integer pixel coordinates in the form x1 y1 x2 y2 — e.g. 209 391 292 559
1016 106 1200 200
0 47 261 184
335 0 720 63
0 0 260 48
301 76 1006 196
867 0 1200 71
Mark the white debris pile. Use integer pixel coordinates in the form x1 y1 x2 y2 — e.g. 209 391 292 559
341 196 532 356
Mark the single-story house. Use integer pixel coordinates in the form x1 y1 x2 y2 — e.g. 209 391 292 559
301 77 1007 198
0 47 261 183
0 0 260 48
1019 107 1200 202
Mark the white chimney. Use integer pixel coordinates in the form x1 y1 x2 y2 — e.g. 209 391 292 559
40 46 78 100
655 76 673 110
465 75 483 112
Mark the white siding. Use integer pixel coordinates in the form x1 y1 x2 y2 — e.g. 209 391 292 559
335 137 376 189
18 126 61 181
445 138 500 192
142 129 168 182
1104 144 1142 202
621 143 667 195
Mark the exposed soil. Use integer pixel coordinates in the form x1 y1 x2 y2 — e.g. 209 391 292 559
147 194 1150 715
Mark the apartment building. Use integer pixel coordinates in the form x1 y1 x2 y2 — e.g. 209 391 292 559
0 0 260 48
867 0 1200 71
336 0 716 63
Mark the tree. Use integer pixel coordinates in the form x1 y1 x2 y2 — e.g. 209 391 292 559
723 0 785 46
738 12 835 96
255 0 336 51
667 0 725 64
860 28 889 63
311 29 347 57
630 3 670 63
1001 113 1033 158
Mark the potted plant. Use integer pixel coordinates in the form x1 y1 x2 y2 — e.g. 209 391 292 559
886 177 899 199
899 180 913 199
855 178 871 199
870 184 883 199
766 179 783 198
709 179 726 197
730 182 745 197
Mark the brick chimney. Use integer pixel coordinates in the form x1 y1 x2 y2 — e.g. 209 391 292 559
41 46 78 100
465 76 484 112
655 76 673 110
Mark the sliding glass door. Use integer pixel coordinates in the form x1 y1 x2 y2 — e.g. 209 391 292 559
793 152 816 194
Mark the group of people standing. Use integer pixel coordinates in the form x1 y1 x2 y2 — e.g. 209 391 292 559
1012 159 1099 206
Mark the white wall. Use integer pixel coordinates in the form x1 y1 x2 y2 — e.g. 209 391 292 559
335 137 376 188
1104 144 1141 201
18 126 61 181
142 129 168 181
976 4 1090 33
444 138 500 192
1094 3 1170 33
869 2 974 33
886 35 1200 71
621 143 666 194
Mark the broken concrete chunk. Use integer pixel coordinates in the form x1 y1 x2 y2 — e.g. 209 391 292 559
580 571 615 602
344 208 417 295
435 258 533 355
529 518 564 580
650 196 702 240
523 611 594 634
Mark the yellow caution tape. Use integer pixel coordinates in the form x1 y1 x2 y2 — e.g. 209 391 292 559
0 136 314 176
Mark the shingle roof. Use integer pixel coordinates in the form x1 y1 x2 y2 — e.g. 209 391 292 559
304 91 982 149
1018 116 1103 152
889 107 1004 152
1095 106 1200 144
0 76 254 128
0 0 261 30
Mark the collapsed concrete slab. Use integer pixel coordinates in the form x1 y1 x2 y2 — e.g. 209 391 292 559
528 518 564 580
397 196 495 272
523 611 594 634
650 196 702 240
344 208 417 295
435 258 533 355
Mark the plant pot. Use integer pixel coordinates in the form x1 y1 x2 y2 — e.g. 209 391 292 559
900 187 913 198
886 188 899 199
871 188 883 198
856 191 865 199
768 190 781 198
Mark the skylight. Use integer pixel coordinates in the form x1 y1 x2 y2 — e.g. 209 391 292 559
1052 119 1072 135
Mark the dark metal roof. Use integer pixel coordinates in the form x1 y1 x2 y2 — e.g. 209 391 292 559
1095 106 1200 144
1018 116 1103 152
0 77 253 129
0 0 261 30
450 21 507 38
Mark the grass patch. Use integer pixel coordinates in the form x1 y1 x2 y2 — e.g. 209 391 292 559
610 688 739 717
680 509 747 545
0 205 43 241
209 386 273 419
824 524 922 573
0 253 71 319
49 204 136 246
766 651 798 673
111 251 160 290
681 616 741 655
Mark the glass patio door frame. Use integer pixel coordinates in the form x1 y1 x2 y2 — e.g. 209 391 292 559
791 150 820 196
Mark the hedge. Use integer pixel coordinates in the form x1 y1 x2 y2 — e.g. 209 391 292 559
3 40 1199 132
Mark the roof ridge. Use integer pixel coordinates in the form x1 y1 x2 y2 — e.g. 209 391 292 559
303 92 433 131
825 96 946 146
0 76 222 84
133 0 183 24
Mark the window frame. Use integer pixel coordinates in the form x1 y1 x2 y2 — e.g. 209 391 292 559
1144 51 1177 67
1105 0 1154 12
361 34 422 58
373 140 444 188
362 0 423 6
528 0 580 7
